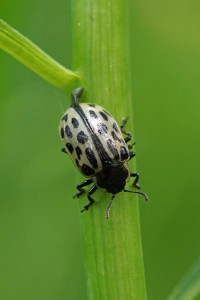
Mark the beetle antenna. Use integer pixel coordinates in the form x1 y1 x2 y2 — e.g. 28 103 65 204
106 194 116 219
124 189 148 201
71 87 84 106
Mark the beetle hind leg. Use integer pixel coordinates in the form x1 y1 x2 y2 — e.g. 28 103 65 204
120 118 136 152
120 117 132 143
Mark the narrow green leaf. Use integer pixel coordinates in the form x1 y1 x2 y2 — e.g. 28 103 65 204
70 1 147 299
0 19 81 93
167 258 200 300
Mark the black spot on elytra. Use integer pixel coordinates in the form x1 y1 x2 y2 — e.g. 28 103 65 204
66 142 73 154
120 146 129 160
100 111 108 121
88 104 96 107
76 146 82 160
112 122 119 133
60 128 64 139
111 131 118 140
85 148 98 169
81 164 95 176
71 117 79 128
89 110 98 118
107 139 119 159
65 125 73 138
62 114 68 121
97 123 108 134
111 131 121 142
77 131 88 144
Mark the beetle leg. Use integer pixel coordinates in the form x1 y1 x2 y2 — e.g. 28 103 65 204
126 170 148 201
130 172 140 189
81 185 98 212
73 179 93 199
128 142 136 150
129 151 136 161
120 117 131 142
61 147 68 154
120 117 129 130
120 117 135 148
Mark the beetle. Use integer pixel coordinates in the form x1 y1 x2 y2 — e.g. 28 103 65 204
59 87 148 218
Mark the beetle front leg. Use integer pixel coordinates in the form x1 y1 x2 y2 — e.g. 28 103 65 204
125 172 148 201
73 179 93 199
130 172 140 189
81 185 98 213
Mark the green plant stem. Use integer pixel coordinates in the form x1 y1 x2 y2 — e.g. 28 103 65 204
70 1 147 299
0 19 81 93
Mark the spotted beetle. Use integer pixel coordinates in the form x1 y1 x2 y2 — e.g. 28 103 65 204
59 87 148 218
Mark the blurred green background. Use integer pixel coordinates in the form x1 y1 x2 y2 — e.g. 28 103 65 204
1 1 200 299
